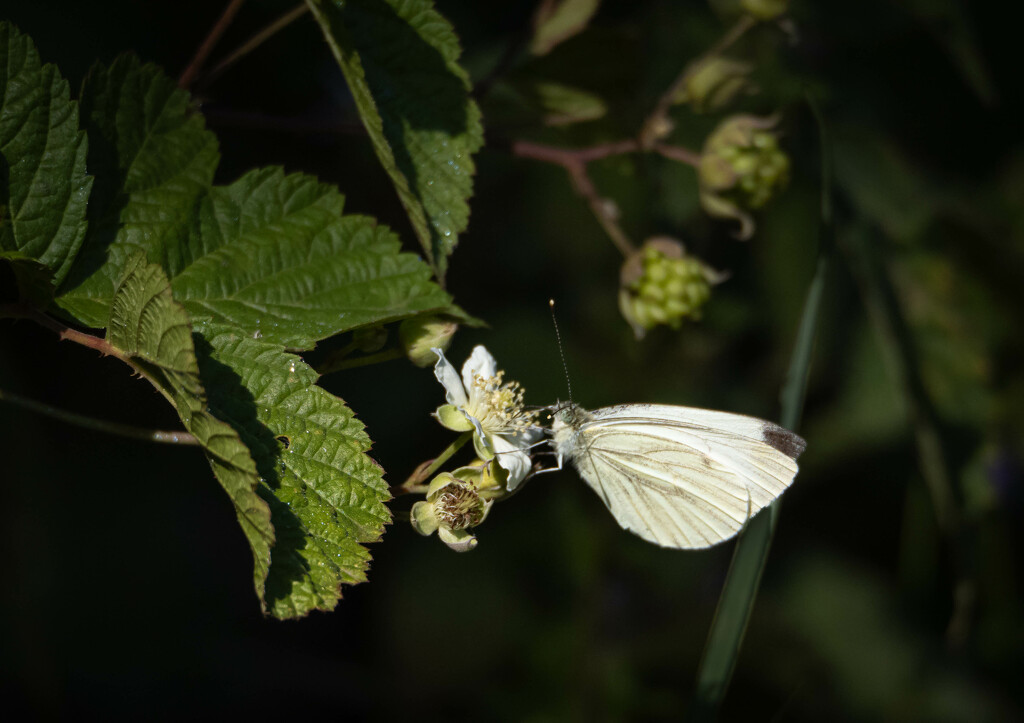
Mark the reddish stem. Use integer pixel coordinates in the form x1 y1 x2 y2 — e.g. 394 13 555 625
1 305 128 361
178 0 248 89
510 138 703 256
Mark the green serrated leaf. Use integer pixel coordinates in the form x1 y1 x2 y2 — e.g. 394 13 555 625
105 256 275 607
0 22 92 287
530 0 601 56
306 0 483 278
56 54 218 327
169 167 452 349
194 324 390 619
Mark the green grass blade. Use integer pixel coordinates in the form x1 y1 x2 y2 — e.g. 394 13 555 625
688 95 834 721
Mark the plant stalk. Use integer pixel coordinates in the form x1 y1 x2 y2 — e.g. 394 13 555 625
687 93 833 721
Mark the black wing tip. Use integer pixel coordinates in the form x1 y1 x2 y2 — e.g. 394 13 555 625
762 424 807 460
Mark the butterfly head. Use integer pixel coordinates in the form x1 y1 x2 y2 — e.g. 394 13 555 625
548 401 591 432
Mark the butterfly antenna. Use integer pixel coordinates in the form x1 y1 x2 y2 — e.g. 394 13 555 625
549 299 573 405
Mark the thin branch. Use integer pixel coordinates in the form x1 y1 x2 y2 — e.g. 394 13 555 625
653 143 702 167
512 138 639 164
391 431 474 496
644 14 756 143
0 304 129 362
179 0 249 89
564 162 635 258
472 7 535 100
200 3 310 89
2 304 185 418
510 139 704 256
0 389 198 446
512 139 641 257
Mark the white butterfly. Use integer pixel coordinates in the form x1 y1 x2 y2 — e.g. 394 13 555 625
549 402 806 549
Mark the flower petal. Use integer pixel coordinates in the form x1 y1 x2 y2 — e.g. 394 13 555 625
472 431 495 461
461 345 498 397
433 348 468 407
490 433 534 491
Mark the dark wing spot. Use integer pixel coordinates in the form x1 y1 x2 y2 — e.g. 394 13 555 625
762 424 806 460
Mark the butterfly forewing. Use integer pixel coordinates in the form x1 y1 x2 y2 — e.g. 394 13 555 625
556 403 805 550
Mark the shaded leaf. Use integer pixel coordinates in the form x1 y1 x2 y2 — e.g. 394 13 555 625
484 78 606 127
531 0 601 56
897 0 996 106
195 324 390 618
834 128 935 242
57 54 218 326
306 0 483 278
0 22 91 286
890 249 1003 426
169 167 452 349
0 251 55 306
761 556 1015 721
105 256 275 606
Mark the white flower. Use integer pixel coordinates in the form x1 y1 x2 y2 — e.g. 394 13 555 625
433 345 541 490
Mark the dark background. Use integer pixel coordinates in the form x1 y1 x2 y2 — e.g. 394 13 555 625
2 1 1022 720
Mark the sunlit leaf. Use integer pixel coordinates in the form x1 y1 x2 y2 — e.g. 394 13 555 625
170 167 452 349
57 54 218 326
196 324 390 618
105 256 275 606
306 0 483 278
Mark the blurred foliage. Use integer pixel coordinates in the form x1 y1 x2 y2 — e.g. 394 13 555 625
1 0 1023 720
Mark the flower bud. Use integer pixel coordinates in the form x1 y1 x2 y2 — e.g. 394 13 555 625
673 56 754 113
699 114 789 239
400 315 458 367
618 237 723 338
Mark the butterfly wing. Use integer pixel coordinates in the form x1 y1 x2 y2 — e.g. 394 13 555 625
571 404 805 549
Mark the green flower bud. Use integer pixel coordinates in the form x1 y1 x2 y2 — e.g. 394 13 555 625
741 0 788 20
699 115 789 239
618 237 723 339
673 56 754 113
400 315 458 367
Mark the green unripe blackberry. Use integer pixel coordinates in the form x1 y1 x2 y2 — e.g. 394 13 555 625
699 115 790 239
619 238 720 338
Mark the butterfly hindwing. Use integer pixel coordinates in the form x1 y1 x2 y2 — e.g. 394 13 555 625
555 403 805 549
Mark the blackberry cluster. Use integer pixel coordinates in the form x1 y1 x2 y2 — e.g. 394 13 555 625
715 129 790 210
619 245 712 333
